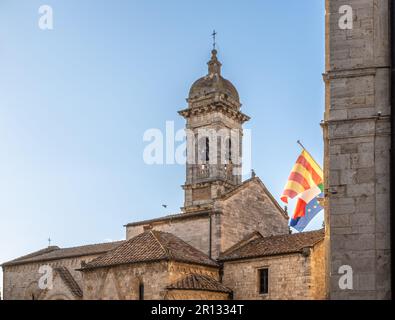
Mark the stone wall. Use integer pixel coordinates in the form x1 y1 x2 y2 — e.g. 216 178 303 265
126 179 288 260
126 214 213 257
310 240 327 299
324 0 391 299
182 108 245 209
82 261 220 300
39 271 78 300
2 254 100 300
214 179 289 254
222 252 315 300
83 262 169 300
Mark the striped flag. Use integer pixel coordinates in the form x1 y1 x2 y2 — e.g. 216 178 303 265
282 149 324 231
281 150 323 204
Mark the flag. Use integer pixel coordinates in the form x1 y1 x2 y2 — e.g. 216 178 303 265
282 148 324 231
290 185 324 232
281 150 323 203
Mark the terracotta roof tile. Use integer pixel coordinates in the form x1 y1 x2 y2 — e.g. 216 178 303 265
2 241 124 267
219 229 325 261
2 246 60 266
54 267 83 298
82 231 218 270
167 274 232 293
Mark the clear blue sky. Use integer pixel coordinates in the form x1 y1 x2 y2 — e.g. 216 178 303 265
0 0 325 292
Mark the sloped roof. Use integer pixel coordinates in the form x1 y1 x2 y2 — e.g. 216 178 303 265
54 267 83 298
2 241 124 267
125 210 210 227
2 246 60 266
219 229 325 262
167 274 232 294
81 230 218 270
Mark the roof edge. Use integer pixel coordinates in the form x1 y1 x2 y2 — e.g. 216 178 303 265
79 257 219 272
2 241 124 268
219 238 325 262
166 287 232 294
218 229 325 262
124 210 211 228
219 249 308 263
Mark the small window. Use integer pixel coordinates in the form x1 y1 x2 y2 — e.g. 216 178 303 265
139 283 144 300
258 268 269 294
228 139 232 162
199 137 210 163
205 137 210 162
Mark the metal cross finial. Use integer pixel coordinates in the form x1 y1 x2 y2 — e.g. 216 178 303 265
212 30 217 50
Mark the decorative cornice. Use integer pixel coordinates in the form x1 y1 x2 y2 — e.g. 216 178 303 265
182 179 238 190
178 102 250 124
322 66 390 81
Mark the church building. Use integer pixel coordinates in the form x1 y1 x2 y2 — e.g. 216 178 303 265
2 49 326 300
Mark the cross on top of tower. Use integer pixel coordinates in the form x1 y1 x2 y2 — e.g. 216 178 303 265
212 30 217 50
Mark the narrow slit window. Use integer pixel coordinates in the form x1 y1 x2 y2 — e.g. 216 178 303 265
228 138 232 162
139 283 144 300
259 268 269 294
205 137 210 162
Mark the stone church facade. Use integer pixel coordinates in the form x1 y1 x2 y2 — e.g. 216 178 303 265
4 0 394 298
2 49 326 300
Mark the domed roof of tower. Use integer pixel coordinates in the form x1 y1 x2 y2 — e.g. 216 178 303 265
188 49 240 103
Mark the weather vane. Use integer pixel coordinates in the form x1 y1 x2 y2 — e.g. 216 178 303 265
212 30 217 50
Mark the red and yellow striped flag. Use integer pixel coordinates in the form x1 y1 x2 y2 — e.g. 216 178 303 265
281 150 323 203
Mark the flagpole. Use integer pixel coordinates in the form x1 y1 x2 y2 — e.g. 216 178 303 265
297 140 307 150
296 140 323 170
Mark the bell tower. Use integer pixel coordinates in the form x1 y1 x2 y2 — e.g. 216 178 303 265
178 49 250 212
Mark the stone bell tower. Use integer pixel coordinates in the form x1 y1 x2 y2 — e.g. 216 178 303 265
178 49 250 212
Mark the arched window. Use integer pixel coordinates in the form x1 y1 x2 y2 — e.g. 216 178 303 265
228 138 232 162
139 283 144 300
198 136 210 164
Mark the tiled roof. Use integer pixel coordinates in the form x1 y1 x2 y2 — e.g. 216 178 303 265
2 241 125 267
2 246 60 266
219 229 325 262
54 267 83 298
81 230 218 270
167 274 232 293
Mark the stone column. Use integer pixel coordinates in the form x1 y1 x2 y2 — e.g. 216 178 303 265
324 0 391 299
